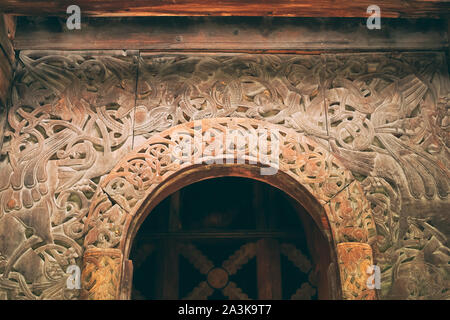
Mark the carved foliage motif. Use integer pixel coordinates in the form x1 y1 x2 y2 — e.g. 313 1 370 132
336 242 376 300
81 248 123 300
0 51 448 299
0 51 136 299
84 117 358 251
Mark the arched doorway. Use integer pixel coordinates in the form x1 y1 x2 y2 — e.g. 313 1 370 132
130 177 337 300
81 118 377 300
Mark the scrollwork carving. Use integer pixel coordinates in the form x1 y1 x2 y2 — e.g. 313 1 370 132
0 51 447 299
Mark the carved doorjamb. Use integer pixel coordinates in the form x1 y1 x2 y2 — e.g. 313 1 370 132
81 117 378 300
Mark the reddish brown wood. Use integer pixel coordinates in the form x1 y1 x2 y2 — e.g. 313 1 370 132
156 239 179 299
1 0 449 18
256 238 282 299
120 259 134 300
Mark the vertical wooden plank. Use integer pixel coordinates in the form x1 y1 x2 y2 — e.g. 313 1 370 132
156 239 179 299
0 14 14 154
13 17 449 51
253 182 266 229
120 259 134 300
256 238 282 299
254 182 282 299
156 191 181 299
169 191 181 231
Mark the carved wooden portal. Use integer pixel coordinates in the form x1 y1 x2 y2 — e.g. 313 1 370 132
130 178 340 300
80 117 377 300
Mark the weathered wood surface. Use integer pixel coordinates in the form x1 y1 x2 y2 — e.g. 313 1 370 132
14 17 449 51
0 51 448 300
0 15 14 63
0 14 15 101
1 0 450 18
0 14 15 154
257 239 282 299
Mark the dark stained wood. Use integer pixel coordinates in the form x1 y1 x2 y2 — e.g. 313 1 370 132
157 191 181 300
0 14 15 151
1 0 450 18
168 191 181 232
137 231 306 240
14 17 448 51
0 14 15 64
255 183 282 300
253 182 266 229
256 238 282 299
3 14 15 40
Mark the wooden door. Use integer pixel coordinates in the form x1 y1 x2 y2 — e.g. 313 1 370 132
130 178 323 300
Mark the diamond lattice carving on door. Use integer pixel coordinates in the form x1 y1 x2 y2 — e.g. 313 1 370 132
130 177 325 300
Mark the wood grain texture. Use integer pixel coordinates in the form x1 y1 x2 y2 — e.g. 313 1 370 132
14 17 448 51
1 0 450 18
0 14 15 130
257 239 282 299
1 50 448 300
0 15 15 64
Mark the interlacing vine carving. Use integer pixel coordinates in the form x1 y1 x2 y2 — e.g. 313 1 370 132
83 117 368 250
0 51 448 299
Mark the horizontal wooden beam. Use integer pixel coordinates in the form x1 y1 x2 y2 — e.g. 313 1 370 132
1 0 450 18
14 17 448 51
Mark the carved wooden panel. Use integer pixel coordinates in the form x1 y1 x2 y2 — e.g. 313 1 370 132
336 243 376 300
81 248 123 300
0 51 448 299
83 117 358 250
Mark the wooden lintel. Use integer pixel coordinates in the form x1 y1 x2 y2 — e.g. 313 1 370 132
1 1 450 18
13 17 448 51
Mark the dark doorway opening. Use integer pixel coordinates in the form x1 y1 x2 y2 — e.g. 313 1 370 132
130 177 333 300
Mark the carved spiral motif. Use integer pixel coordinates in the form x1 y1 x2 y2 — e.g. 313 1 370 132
0 51 448 300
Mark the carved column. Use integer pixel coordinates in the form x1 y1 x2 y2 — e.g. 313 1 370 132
81 248 123 300
336 242 376 300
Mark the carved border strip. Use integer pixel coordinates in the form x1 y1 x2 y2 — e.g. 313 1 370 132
82 117 376 300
